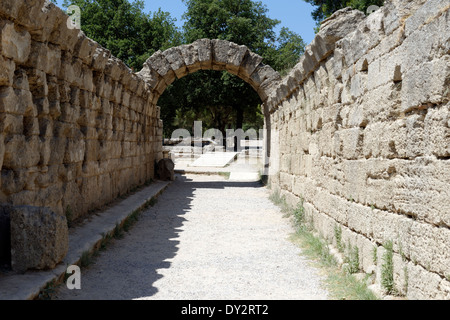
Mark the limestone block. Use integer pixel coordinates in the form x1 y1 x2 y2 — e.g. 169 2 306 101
310 33 334 62
0 21 31 63
145 50 176 85
178 43 200 73
137 65 161 89
404 0 450 37
211 39 230 70
0 55 15 86
401 56 449 113
423 105 450 157
0 86 35 116
336 127 364 159
47 15 80 53
407 261 450 300
74 32 98 65
312 189 349 225
381 1 401 36
12 68 29 91
64 137 85 163
9 205 68 272
27 68 48 99
340 28 370 67
92 46 112 71
226 42 248 75
302 46 318 76
0 1 22 20
31 1 63 42
350 72 367 100
251 65 281 89
362 10 385 49
318 7 366 46
162 47 187 79
0 113 23 135
194 38 213 70
105 57 126 82
238 51 263 81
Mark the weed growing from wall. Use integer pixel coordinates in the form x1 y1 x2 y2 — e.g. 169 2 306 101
381 240 394 294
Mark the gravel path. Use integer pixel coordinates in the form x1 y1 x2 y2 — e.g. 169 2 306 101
53 174 329 300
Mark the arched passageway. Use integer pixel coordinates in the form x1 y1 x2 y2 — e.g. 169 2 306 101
138 39 281 106
138 39 280 161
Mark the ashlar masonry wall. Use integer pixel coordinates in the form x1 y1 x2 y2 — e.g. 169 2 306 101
266 0 449 299
0 0 161 222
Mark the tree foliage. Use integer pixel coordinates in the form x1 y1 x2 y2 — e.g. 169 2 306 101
62 0 182 71
159 0 305 137
60 0 305 137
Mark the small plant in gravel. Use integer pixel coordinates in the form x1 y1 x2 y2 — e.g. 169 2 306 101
80 250 93 268
381 240 395 294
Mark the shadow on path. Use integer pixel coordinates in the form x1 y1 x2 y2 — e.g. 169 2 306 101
53 174 264 300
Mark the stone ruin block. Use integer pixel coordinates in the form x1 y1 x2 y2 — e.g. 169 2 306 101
7 205 68 273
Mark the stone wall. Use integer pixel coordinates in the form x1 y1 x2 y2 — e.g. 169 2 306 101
0 0 161 224
266 0 449 299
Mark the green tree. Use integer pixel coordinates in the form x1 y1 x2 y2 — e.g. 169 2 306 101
304 0 385 24
62 0 182 70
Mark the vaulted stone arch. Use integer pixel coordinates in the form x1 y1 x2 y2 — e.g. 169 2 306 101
138 39 281 109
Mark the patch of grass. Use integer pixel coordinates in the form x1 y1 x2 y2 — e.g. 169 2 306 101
37 280 58 300
292 198 305 227
372 246 378 265
80 250 93 268
113 223 124 239
269 189 290 216
344 243 360 274
325 271 378 300
334 224 343 253
271 193 378 300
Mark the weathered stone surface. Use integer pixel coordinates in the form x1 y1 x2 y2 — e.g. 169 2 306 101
268 0 450 300
318 7 366 46
194 38 213 70
239 51 264 80
0 21 31 63
0 55 15 86
227 42 248 75
163 47 187 79
10 205 68 272
156 158 175 181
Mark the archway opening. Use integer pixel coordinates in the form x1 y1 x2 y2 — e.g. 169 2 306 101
138 39 280 174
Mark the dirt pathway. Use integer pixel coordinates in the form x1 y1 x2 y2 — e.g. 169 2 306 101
52 174 329 300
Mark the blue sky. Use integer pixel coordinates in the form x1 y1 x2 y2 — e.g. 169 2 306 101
55 0 317 45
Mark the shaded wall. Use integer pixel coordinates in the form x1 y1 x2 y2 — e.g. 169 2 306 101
267 0 449 299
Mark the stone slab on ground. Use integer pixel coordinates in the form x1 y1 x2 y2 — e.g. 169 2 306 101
189 152 238 167
0 180 171 300
229 172 260 182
